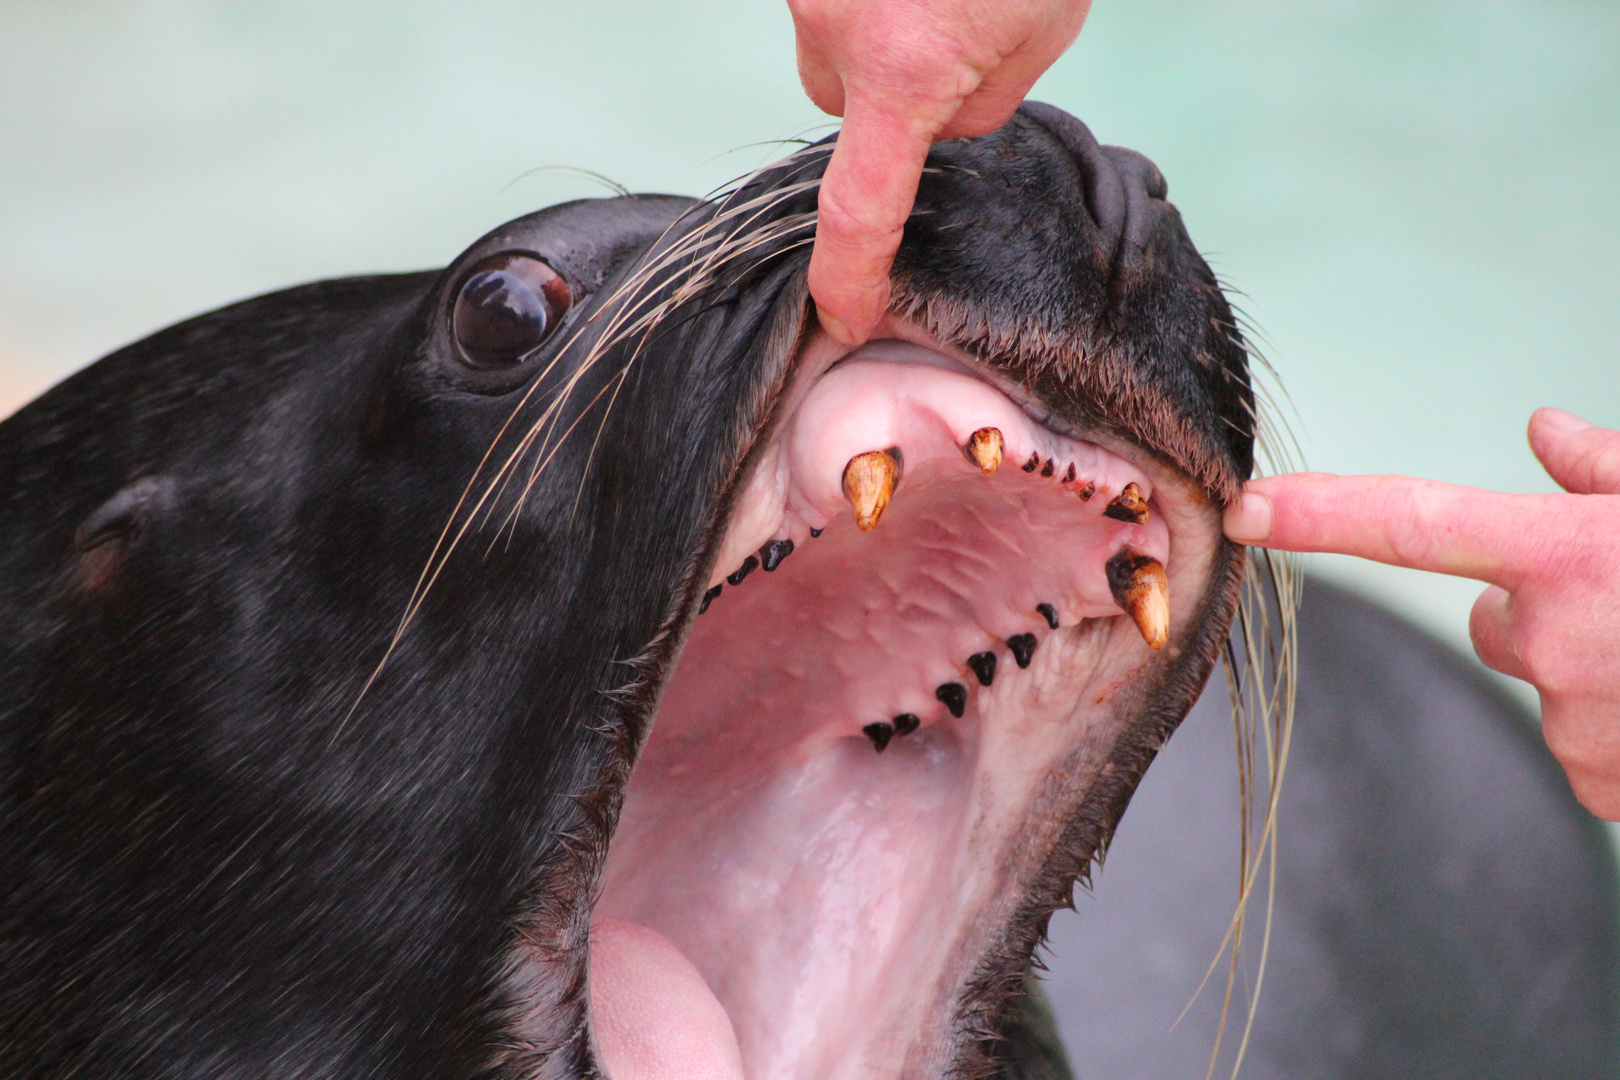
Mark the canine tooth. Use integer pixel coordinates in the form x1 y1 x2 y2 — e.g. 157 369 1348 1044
1064 463 1076 483
843 449 901 532
759 539 795 572
1077 482 1096 501
1007 633 1037 669
699 584 722 614
967 651 997 686
727 555 760 586
936 682 967 718
964 427 1003 474
1040 459 1055 478
1036 603 1059 630
1103 482 1150 525
1022 454 1040 473
893 713 921 736
1106 549 1170 650
863 722 895 752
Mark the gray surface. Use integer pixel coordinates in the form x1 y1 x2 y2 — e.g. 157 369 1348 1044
1041 582 1618 1078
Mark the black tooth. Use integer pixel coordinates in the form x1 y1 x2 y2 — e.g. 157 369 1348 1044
936 682 967 718
1064 463 1076 482
1007 633 1037 669
759 538 795 571
1103 482 1150 525
893 713 921 736
759 539 795 572
1022 454 1040 473
726 555 760 586
810 527 823 538
1036 603 1059 630
699 584 722 614
967 651 997 687
863 722 895 752
1040 459 1055 478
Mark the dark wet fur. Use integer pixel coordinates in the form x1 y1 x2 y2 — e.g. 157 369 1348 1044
0 107 1252 1077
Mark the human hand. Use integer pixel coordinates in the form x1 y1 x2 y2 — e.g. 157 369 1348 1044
1224 409 1620 817
788 0 1091 345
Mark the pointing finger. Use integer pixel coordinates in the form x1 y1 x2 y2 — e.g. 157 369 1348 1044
1224 473 1566 592
808 94 950 345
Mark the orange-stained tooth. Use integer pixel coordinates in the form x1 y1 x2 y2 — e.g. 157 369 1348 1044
1103 482 1150 525
844 449 901 531
965 427 1003 474
1105 548 1170 650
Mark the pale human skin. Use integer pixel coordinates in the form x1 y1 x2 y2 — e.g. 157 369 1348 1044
1226 409 1620 820
788 0 1092 345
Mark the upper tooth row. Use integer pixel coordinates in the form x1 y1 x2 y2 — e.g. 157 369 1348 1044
841 428 1150 534
704 426 1170 644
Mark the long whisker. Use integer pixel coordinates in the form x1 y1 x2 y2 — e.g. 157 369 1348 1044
345 142 832 722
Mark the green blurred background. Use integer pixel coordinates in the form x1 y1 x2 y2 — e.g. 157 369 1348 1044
2 0 1616 669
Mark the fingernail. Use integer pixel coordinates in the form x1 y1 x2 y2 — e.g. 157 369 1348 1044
1539 407 1593 433
1223 490 1273 544
816 305 859 347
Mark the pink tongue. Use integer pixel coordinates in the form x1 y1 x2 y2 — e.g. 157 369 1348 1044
590 916 747 1080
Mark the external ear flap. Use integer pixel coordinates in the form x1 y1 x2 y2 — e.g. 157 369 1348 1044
72 476 174 590
75 476 174 551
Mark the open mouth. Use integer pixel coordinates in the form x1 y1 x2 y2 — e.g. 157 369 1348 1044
591 320 1233 1080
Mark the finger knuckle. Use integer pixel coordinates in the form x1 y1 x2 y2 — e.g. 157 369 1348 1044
1515 633 1564 690
1541 717 1595 776
816 184 909 238
1382 486 1444 568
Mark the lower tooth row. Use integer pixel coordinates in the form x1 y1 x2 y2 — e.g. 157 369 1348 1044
861 608 1054 753
856 554 1170 753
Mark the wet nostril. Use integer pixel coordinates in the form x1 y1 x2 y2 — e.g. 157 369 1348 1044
1135 158 1168 201
1017 101 1122 235
1016 102 1169 286
1148 164 1167 200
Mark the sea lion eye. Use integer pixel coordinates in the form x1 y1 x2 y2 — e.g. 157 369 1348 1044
452 253 571 369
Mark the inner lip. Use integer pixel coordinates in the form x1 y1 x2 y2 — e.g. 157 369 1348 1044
591 326 1216 1080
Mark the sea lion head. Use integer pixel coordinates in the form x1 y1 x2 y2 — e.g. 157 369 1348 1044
0 103 1257 1078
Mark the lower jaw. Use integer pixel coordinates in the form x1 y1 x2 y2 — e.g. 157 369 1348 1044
589 329 1231 1080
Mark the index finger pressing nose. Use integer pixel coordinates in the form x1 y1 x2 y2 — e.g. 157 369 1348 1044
807 98 947 345
1224 473 1565 592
